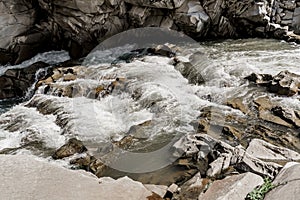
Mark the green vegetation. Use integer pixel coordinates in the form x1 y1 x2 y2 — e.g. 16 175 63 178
246 177 275 200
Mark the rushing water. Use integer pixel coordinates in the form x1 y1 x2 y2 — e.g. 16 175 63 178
0 39 299 173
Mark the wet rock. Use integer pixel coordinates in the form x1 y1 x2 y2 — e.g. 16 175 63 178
271 106 300 128
0 49 15 65
174 60 205 85
254 96 293 128
52 138 88 159
264 162 300 200
245 71 300 96
245 73 273 86
198 172 264 200
246 139 300 162
0 61 49 99
227 97 250 114
269 70 300 96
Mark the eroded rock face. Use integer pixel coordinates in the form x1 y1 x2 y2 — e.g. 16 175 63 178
0 0 36 49
3 0 300 64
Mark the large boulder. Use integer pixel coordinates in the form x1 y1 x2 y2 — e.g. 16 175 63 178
0 155 158 200
265 162 300 200
198 172 264 200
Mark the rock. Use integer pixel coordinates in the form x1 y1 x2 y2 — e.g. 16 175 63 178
293 7 300 34
269 70 300 96
173 133 282 179
246 139 300 162
174 60 205 85
124 0 185 9
0 0 35 49
206 152 232 177
227 97 250 114
0 154 157 200
198 172 264 200
163 183 180 199
239 2 269 24
254 96 293 128
174 0 210 37
271 106 300 128
173 172 209 200
1 0 300 65
0 49 15 65
144 184 168 199
264 162 300 200
232 145 282 179
245 73 273 86
0 61 49 99
52 138 88 159
245 70 300 97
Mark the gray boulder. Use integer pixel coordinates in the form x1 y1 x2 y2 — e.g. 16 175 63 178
198 172 264 200
0 155 155 200
265 162 300 200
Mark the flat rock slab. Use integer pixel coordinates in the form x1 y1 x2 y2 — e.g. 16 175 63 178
265 162 300 200
246 139 300 162
0 155 152 200
198 172 263 200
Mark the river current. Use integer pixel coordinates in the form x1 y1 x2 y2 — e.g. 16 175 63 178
0 39 299 173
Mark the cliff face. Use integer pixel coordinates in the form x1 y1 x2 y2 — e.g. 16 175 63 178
1 0 300 64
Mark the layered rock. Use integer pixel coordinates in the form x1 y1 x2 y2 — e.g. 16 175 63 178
2 0 300 64
0 61 49 99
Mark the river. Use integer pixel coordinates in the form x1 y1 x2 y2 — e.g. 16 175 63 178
0 38 299 178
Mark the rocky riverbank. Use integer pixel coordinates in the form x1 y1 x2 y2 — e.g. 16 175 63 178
2 0 300 64
0 39 300 199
